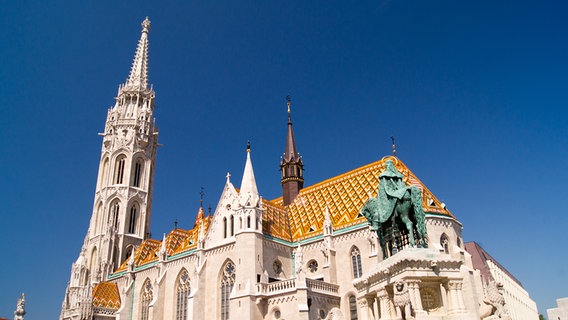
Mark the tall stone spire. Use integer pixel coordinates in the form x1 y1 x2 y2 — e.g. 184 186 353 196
126 17 151 89
61 17 159 320
280 97 304 206
240 141 259 207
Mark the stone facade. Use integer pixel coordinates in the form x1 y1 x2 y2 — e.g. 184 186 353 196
548 298 568 320
60 18 535 320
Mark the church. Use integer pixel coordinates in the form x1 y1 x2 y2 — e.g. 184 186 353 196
60 18 538 320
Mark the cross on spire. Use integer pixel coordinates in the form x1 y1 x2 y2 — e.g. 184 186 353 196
391 136 397 157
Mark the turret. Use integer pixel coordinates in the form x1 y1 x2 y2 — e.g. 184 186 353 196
280 97 304 206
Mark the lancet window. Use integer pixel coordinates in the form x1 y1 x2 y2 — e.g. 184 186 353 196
351 247 363 278
108 202 120 229
223 217 227 238
114 155 126 184
348 295 358 320
140 279 153 320
230 215 234 236
176 269 191 320
220 261 236 320
128 205 138 234
132 159 143 188
100 157 109 187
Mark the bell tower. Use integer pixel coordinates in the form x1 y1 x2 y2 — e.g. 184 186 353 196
280 97 304 206
61 18 159 320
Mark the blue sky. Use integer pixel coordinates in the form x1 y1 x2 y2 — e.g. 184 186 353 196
1 1 567 318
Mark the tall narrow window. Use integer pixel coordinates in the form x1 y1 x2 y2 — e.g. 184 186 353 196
351 247 363 278
223 217 227 238
349 295 358 320
114 156 126 184
440 234 449 254
176 269 191 320
108 202 120 229
230 215 234 236
247 216 251 229
220 261 236 320
133 159 143 187
124 245 134 264
100 157 109 187
140 279 153 320
128 205 137 234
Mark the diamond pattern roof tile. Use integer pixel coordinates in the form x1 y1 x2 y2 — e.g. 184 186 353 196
92 282 121 310
267 156 454 242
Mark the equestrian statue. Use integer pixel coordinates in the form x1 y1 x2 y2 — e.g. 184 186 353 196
360 160 428 258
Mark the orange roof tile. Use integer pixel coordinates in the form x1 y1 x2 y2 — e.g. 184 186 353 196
92 282 121 310
268 156 453 241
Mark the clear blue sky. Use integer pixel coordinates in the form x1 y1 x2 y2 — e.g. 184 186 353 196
1 1 566 318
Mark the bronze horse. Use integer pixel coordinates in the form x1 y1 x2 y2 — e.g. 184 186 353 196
360 160 428 258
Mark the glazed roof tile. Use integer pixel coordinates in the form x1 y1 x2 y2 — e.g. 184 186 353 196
268 156 453 241
92 282 121 310
114 213 212 272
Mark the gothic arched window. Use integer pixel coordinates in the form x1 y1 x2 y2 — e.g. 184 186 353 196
223 217 227 238
114 155 126 184
440 234 449 254
100 157 109 187
128 205 138 234
108 201 120 230
220 261 236 320
351 247 363 278
176 269 191 320
230 215 234 236
132 158 143 188
140 279 153 320
349 295 358 320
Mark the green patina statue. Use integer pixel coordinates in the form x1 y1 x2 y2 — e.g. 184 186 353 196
360 160 428 258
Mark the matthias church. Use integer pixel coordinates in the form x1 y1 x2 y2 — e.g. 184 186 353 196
60 18 538 320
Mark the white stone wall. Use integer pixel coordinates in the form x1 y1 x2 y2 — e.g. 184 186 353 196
487 259 539 320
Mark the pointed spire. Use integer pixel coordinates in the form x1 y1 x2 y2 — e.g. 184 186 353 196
281 96 304 205
284 96 300 162
126 17 151 89
159 233 167 259
239 141 259 207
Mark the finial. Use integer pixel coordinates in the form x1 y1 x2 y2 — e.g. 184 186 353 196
142 17 151 33
286 95 291 114
226 172 231 183
246 140 251 152
200 187 205 207
391 136 397 157
174 219 178 229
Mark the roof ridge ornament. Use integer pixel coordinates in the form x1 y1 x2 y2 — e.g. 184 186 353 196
391 136 397 157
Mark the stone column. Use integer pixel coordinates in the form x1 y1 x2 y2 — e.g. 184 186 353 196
447 280 466 314
377 288 392 319
406 279 423 312
357 297 371 320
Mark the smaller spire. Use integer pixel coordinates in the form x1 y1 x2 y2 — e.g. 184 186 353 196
126 17 151 89
200 187 205 207
239 142 259 207
159 233 167 258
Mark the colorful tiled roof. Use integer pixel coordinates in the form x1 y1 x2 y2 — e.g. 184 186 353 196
92 282 121 310
114 210 212 272
268 156 453 241
112 156 452 270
